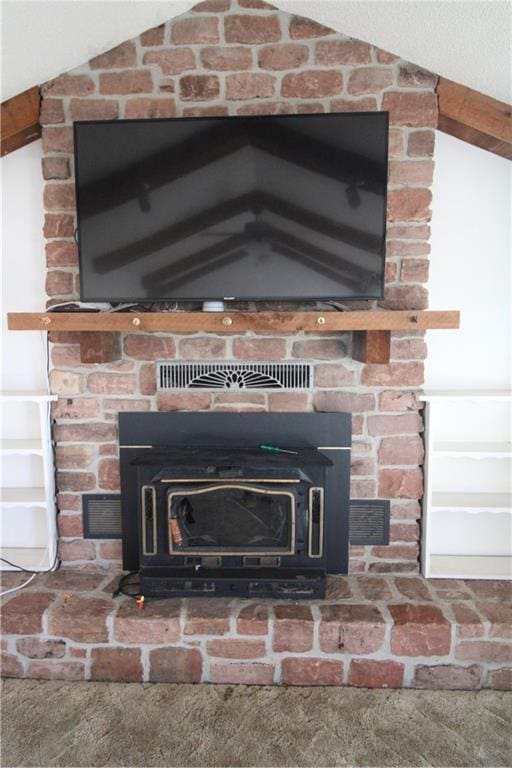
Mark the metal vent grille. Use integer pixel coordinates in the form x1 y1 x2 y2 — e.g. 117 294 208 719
83 494 122 539
349 500 390 545
158 362 312 391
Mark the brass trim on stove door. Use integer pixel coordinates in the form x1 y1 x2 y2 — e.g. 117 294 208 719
160 478 300 484
141 485 157 556
308 486 324 558
167 484 296 556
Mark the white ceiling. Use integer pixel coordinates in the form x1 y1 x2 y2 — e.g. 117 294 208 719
1 0 511 103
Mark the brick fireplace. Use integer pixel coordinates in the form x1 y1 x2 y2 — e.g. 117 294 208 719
42 0 434 575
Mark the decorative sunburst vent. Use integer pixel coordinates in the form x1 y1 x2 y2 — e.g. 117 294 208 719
157 362 312 391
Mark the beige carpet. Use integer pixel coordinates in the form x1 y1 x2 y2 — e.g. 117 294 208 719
1 679 511 767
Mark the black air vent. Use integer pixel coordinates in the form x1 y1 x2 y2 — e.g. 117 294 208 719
157 361 312 391
349 500 390 545
83 494 122 539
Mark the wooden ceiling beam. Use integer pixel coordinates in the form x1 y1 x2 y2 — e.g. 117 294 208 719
1 86 41 157
437 77 512 160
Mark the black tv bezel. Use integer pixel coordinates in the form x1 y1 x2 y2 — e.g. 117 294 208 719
73 111 389 303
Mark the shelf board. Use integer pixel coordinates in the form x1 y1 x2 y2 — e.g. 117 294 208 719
420 390 512 402
431 492 512 512
0 547 50 571
433 441 512 457
428 554 512 579
0 390 57 402
1 439 44 455
0 487 47 507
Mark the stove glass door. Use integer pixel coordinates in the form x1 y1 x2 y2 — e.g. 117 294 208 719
167 483 295 555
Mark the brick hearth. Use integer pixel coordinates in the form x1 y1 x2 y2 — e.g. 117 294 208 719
1 573 510 688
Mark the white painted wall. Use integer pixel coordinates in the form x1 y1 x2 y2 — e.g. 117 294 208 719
1 140 47 393
2 1 511 102
425 132 512 391
1 140 48 473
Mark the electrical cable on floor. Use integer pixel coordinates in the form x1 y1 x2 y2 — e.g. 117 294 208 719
0 553 59 598
0 572 38 598
41 329 60 579
112 571 141 599
0 553 58 573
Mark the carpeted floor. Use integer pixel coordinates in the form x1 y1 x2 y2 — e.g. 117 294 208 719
1 679 511 767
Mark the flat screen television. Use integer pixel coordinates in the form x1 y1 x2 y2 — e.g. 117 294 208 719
74 112 389 302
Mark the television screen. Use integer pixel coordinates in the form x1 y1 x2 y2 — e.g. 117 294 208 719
74 112 388 302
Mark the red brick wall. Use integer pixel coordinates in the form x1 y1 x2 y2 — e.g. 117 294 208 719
41 0 437 571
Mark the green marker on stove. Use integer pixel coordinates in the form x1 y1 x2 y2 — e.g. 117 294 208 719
259 444 299 455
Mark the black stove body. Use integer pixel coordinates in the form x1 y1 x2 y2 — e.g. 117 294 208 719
119 413 351 599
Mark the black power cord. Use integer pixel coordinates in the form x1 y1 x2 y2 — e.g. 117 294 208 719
112 572 185 604
0 553 60 574
112 571 141 598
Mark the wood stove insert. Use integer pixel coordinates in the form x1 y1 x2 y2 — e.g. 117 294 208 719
119 413 351 598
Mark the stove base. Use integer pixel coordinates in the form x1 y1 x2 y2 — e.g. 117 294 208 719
140 566 325 599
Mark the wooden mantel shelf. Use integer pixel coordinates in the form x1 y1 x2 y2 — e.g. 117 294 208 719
7 309 459 333
7 310 460 364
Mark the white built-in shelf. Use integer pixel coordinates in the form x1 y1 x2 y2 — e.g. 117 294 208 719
0 547 50 571
0 391 57 572
433 441 512 457
420 390 512 402
431 492 512 512
1 439 44 455
0 391 57 402
1 487 48 507
422 390 512 579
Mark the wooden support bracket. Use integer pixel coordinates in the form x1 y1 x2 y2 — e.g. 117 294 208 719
79 331 121 364
352 330 391 364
